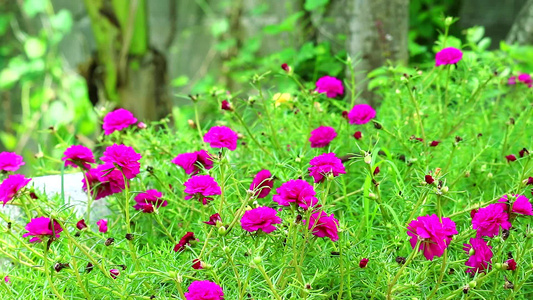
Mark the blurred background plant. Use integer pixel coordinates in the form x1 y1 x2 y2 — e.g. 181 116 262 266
1 0 533 175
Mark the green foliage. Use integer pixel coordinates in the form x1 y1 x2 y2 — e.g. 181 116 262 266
2 32 533 299
0 0 96 167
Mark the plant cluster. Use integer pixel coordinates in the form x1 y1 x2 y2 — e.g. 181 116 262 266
1 30 533 300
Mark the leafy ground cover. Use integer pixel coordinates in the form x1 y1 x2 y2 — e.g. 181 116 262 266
1 27 533 300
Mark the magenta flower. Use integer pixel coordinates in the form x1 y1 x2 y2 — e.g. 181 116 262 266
221 100 233 111
184 175 222 205
171 150 213 175
96 219 108 233
22 217 63 243
464 237 493 274
309 126 337 148
518 73 532 87
347 104 376 125
62 145 95 170
203 126 238 151
102 108 137 135
101 144 142 179
4 276 10 284
76 219 88 230
249 170 274 198
174 232 197 252
0 152 25 172
273 179 318 209
192 259 203 270
240 206 282 233
109 269 120 279
505 258 517 271
472 203 512 238
359 258 369 268
315 76 344 98
307 211 339 241
82 163 126 200
308 153 346 183
133 189 167 213
0 174 31 206
506 154 517 162
184 280 224 300
435 47 463 66
499 194 533 216
407 214 458 261
204 213 222 226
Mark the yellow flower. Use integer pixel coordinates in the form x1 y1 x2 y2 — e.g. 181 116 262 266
272 93 294 108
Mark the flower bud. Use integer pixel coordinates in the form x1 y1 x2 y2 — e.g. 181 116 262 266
468 280 477 288
364 154 372 164
441 186 449 194
218 226 227 236
469 248 475 256
253 256 262 265
444 17 453 26
368 193 377 200
495 263 502 270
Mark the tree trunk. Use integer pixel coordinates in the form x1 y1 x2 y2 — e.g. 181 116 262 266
346 0 409 106
507 0 533 45
82 0 171 121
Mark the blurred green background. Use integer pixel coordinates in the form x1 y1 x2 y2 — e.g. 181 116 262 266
1 0 532 174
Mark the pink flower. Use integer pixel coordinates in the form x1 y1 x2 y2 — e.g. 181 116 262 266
62 145 95 170
309 126 337 148
472 203 512 238
22 217 63 243
464 237 493 274
4 276 10 284
315 76 344 98
133 189 167 213
184 280 224 300
184 175 222 205
505 258 517 271
273 179 318 210
518 73 532 87
101 144 142 179
82 163 126 200
425 175 435 185
347 104 376 125
307 211 339 241
0 152 24 172
76 219 88 230
203 126 238 151
137 122 147 129
97 219 108 233
508 76 517 85
0 174 31 206
102 108 138 135
499 194 533 216
204 213 222 226
109 269 120 279
192 259 203 270
435 47 463 66
249 170 274 198
308 153 346 183
174 232 197 252
353 131 362 140
240 206 282 233
506 154 517 162
359 258 369 268
171 150 213 175
407 214 458 261
221 100 233 111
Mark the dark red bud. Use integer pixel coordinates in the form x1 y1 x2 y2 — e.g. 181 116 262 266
430 141 440 147
359 258 369 268
353 131 362 140
425 175 435 185
505 154 517 162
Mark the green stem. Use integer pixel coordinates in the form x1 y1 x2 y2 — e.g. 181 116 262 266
44 242 65 300
256 262 282 300
387 239 421 299
233 109 272 156
427 249 447 300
